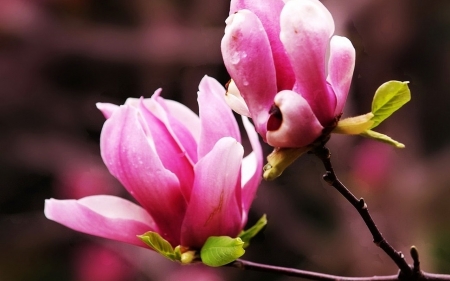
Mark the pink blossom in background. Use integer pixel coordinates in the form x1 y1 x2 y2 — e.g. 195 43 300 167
45 75 263 251
351 141 394 189
0 0 40 34
72 244 135 281
166 264 224 281
221 0 355 148
54 161 121 200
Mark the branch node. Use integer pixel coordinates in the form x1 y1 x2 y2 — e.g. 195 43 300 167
233 260 244 270
313 146 331 161
314 146 413 276
359 198 368 209
374 238 383 247
323 172 333 185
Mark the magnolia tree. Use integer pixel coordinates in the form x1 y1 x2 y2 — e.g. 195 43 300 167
44 0 450 280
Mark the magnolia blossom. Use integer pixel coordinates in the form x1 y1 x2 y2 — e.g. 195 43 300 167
45 76 262 250
221 0 355 148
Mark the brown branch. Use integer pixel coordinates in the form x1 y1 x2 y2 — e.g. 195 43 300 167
227 256 450 280
423 273 450 281
411 246 421 275
228 259 399 281
225 147 450 281
311 146 412 276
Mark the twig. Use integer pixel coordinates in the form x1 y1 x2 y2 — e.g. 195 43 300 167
411 246 421 275
224 146 450 280
228 259 398 281
227 255 450 280
423 273 450 281
311 146 412 276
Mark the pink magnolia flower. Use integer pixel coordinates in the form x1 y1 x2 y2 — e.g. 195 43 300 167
45 76 262 250
221 0 355 148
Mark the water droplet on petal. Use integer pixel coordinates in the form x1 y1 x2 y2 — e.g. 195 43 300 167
230 52 240 64
230 51 247 65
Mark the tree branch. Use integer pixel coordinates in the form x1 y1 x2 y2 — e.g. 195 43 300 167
227 256 450 280
228 259 399 281
225 146 450 281
423 273 450 281
311 146 412 276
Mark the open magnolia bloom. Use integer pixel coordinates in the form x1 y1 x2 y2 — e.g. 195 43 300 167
221 0 356 179
45 76 263 264
221 0 355 149
222 0 411 181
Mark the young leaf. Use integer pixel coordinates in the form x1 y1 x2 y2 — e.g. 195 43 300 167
371 81 411 128
263 146 310 180
360 130 405 148
200 236 245 267
138 231 179 261
239 214 267 248
332 113 374 135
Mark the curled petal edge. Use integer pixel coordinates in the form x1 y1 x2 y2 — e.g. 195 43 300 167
266 90 324 148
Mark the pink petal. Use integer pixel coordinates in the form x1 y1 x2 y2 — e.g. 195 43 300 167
230 0 295 90
138 99 195 202
280 0 336 125
117 94 198 165
197 76 241 158
266 90 324 148
240 116 263 226
44 195 156 247
160 99 201 143
327 35 356 115
150 95 199 164
100 105 186 245
181 137 243 249
96 103 119 119
137 92 198 165
221 10 277 140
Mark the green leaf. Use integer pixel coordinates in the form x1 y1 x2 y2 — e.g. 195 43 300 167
332 113 374 135
200 236 245 267
263 146 311 180
138 232 179 262
239 214 267 248
173 245 182 261
360 130 405 148
371 81 411 128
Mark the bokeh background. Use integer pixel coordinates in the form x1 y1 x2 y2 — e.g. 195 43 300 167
1 0 450 280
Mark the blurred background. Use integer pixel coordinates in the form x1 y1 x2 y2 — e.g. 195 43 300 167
1 0 450 280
